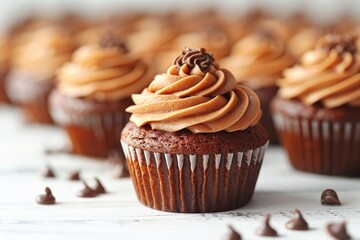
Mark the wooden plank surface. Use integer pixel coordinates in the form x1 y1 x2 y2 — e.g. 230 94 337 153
0 105 359 240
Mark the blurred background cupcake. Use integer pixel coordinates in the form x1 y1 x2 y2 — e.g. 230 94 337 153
220 28 295 144
50 32 153 176
6 22 78 123
272 34 360 176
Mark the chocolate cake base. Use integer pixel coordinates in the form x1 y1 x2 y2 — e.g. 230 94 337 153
50 89 131 175
6 70 54 123
272 97 360 176
121 122 269 213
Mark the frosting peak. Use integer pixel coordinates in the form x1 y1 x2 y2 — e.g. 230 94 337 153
174 47 216 73
126 48 262 133
320 34 357 56
278 34 360 108
98 32 128 53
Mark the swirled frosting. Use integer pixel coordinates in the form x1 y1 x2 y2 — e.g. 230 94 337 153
126 48 262 133
220 29 294 89
13 26 77 79
57 33 152 102
278 34 360 108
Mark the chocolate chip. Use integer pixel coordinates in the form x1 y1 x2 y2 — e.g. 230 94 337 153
321 189 341 205
36 187 56 205
94 178 106 194
255 214 278 237
42 165 55 178
285 209 309 231
67 171 81 181
77 180 97 198
222 225 242 240
326 222 352 240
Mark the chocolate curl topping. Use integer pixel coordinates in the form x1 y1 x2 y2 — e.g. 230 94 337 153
99 31 128 52
321 34 357 55
174 47 215 73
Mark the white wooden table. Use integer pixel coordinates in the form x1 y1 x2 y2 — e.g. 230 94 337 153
1 105 359 240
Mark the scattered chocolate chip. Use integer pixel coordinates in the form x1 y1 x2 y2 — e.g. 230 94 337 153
223 225 242 240
255 214 278 237
42 165 55 178
94 178 106 194
285 209 309 231
67 171 81 181
36 187 56 205
326 222 352 240
321 189 341 205
77 180 97 198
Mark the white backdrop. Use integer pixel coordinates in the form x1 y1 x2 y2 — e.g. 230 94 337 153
0 0 359 32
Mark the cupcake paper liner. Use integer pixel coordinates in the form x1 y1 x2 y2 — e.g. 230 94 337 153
121 140 269 213
273 113 360 176
6 70 54 123
51 103 130 160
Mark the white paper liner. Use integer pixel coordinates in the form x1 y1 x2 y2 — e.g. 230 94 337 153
121 140 269 213
273 112 360 176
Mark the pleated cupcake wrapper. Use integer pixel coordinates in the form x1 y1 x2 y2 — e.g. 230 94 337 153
51 105 130 159
6 71 52 104
273 113 360 176
121 140 269 213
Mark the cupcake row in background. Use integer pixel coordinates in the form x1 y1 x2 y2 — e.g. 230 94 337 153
0 8 359 213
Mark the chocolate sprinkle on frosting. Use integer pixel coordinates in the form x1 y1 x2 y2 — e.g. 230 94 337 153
285 209 309 231
223 225 242 240
94 178 106 194
36 187 56 205
77 180 97 198
321 189 341 205
99 32 128 52
42 166 55 178
326 222 352 240
174 47 215 73
322 35 357 55
255 214 278 237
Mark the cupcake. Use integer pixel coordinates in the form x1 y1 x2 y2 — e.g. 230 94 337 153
220 29 294 144
6 26 77 123
121 48 269 213
50 33 152 163
272 34 360 176
0 37 11 103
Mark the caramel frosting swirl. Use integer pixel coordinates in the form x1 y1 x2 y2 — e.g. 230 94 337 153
220 30 294 89
58 34 152 102
13 26 77 79
278 34 360 108
126 48 262 133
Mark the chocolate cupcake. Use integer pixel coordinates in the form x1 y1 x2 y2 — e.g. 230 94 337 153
220 29 294 144
121 48 269 213
0 37 11 103
272 34 360 176
50 33 152 161
6 26 77 123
